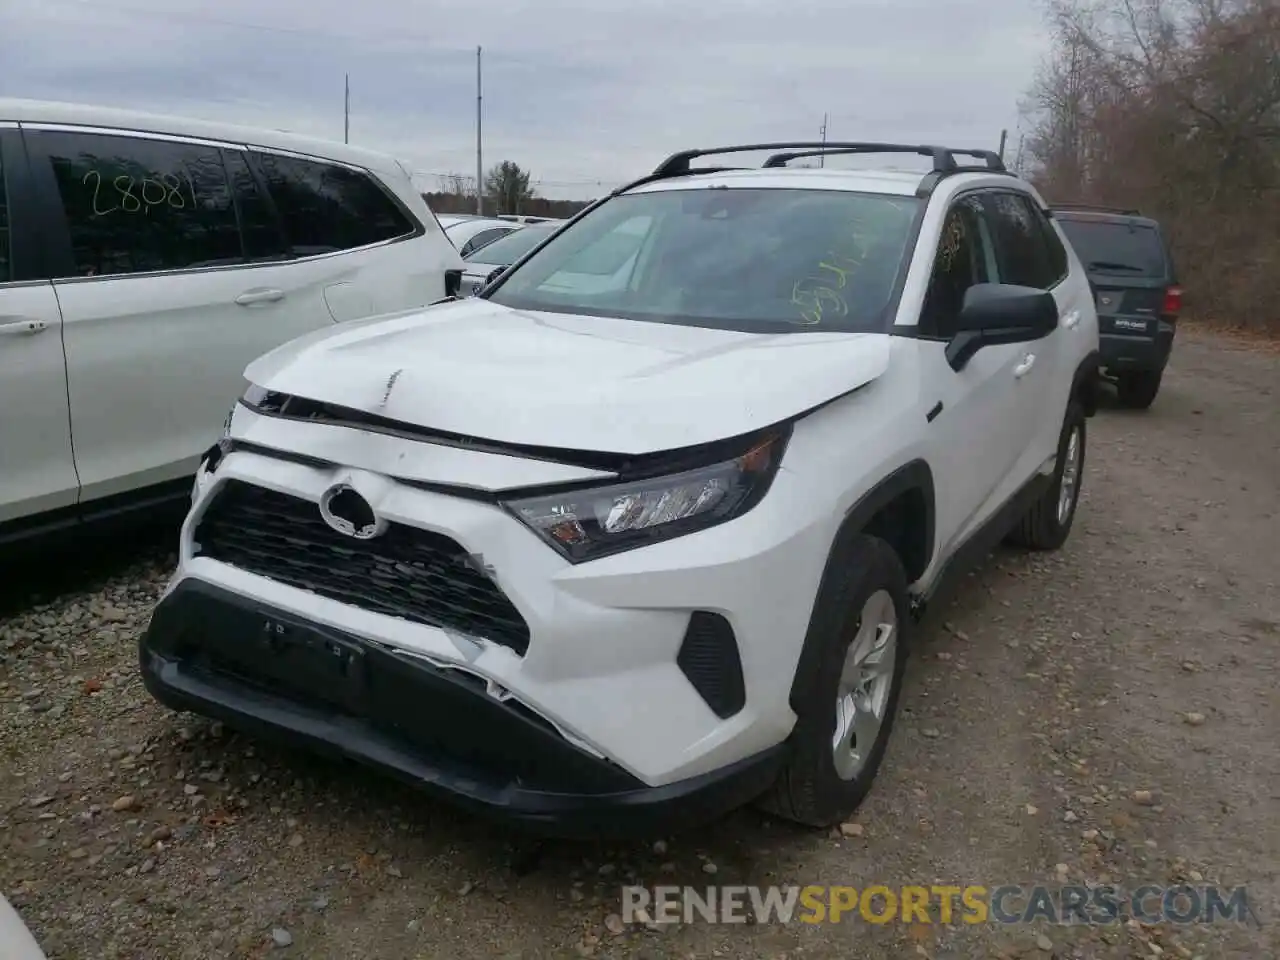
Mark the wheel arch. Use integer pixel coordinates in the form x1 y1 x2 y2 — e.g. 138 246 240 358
787 459 935 714
1072 349 1102 418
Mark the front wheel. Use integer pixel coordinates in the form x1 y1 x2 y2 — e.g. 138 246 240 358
1007 400 1086 551
757 535 909 827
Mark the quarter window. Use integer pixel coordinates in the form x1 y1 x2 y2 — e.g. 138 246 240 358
40 131 242 278
251 152 416 256
983 192 1058 289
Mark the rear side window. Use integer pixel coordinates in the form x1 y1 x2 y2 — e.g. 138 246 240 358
0 146 9 283
1056 218 1168 278
251 152 417 256
39 131 242 278
982 191 1060 289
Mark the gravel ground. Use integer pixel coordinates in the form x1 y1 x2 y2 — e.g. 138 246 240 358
2 329 1276 960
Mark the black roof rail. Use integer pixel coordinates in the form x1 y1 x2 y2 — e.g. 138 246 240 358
1051 202 1142 216
649 141 1005 178
760 144 1006 171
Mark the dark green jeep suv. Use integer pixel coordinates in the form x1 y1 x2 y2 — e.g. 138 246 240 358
1054 205 1181 409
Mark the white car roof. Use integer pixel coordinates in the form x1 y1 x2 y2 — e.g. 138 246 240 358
0 97 404 176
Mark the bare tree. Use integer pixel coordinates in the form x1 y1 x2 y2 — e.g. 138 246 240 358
1021 0 1280 330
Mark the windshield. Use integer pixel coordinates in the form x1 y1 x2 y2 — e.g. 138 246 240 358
465 223 560 265
485 188 921 333
1057 218 1168 278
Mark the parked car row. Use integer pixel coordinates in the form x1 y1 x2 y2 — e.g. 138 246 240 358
428 211 567 259
435 214 523 257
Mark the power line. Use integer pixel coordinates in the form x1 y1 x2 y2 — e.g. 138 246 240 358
411 169 623 189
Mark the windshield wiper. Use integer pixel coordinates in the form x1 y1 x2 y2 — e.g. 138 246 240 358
1088 260 1145 273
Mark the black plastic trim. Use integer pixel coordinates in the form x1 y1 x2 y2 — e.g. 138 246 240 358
909 470 1053 621
140 580 785 837
787 459 936 711
0 478 191 553
1071 350 1102 417
677 612 747 719
654 142 1005 179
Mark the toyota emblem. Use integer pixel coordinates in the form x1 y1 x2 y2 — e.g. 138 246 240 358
318 484 386 539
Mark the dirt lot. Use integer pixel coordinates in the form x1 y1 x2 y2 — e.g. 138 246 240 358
1 329 1276 960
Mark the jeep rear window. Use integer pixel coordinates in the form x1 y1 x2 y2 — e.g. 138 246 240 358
1056 218 1168 278
485 188 921 333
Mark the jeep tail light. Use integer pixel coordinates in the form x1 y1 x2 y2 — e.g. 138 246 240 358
1162 285 1183 319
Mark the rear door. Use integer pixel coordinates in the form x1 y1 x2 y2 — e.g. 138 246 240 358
0 125 80 525
1056 217 1170 336
24 127 331 503
980 190 1078 481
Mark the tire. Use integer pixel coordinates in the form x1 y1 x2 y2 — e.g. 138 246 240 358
757 535 910 827
1006 399 1086 551
1115 370 1162 409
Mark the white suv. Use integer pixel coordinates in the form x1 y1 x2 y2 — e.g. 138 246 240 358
0 99 463 548
140 141 1101 835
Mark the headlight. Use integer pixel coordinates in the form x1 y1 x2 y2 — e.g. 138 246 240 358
503 429 790 563
241 382 288 413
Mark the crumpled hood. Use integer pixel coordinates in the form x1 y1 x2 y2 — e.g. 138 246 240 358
244 298 892 454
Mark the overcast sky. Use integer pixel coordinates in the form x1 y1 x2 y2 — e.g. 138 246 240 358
1 0 1049 199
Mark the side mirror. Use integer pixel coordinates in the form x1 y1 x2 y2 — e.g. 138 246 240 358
945 283 1058 370
444 268 463 299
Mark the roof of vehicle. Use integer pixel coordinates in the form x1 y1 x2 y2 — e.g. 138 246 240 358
616 141 1032 202
1051 204 1162 228
443 216 519 232
0 97 403 174
626 166 937 198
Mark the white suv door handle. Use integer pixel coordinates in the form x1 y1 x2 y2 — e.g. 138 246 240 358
1014 353 1036 378
1063 310 1080 330
0 317 50 335
235 288 285 306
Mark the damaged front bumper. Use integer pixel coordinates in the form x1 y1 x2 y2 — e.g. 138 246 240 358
139 579 785 838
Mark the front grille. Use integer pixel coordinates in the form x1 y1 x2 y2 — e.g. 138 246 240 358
192 480 531 655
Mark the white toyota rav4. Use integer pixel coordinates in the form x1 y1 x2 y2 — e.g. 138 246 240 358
140 142 1101 836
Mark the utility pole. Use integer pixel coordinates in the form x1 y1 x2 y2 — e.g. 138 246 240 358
475 46 483 216
819 113 828 167
343 73 350 144
998 128 1008 163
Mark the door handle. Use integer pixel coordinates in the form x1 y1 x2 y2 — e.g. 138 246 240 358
1063 310 1080 330
235 288 285 306
1014 354 1036 378
0 318 50 335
